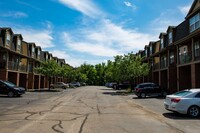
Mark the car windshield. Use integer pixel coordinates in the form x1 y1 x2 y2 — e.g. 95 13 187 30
173 91 192 97
3 81 16 87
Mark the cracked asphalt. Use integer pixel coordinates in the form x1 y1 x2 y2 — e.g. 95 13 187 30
0 86 200 133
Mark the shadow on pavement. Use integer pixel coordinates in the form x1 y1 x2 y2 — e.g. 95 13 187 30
163 112 200 120
102 91 130 96
29 89 62 92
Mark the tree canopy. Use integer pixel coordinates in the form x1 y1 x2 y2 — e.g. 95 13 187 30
36 53 150 85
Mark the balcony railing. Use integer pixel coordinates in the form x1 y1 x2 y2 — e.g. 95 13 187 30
160 60 168 69
0 61 6 69
195 48 200 60
19 64 27 72
179 51 192 65
8 61 18 71
153 63 160 70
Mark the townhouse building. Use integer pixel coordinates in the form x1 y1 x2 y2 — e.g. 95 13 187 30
0 28 67 90
135 0 200 93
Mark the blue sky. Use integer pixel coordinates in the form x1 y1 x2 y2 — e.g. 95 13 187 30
0 0 193 66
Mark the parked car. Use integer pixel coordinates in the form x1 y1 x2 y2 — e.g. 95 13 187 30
69 82 81 87
105 82 117 88
113 82 130 90
164 89 200 117
50 82 69 89
0 80 25 97
134 82 169 98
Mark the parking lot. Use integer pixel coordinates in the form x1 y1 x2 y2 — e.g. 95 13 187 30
0 86 200 133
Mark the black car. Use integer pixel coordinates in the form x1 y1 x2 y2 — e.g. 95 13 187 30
0 80 25 97
134 82 169 98
113 82 136 90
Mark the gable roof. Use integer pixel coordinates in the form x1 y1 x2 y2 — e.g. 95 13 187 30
186 0 200 19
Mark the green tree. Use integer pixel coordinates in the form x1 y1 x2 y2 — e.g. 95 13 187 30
35 60 62 89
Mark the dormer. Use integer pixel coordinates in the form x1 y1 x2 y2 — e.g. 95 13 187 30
58 59 65 67
167 26 176 45
149 41 154 55
42 51 49 61
28 43 36 58
144 45 149 58
35 46 41 60
13 34 23 53
186 0 200 33
1 28 13 48
159 33 167 50
53 57 58 63
49 53 53 60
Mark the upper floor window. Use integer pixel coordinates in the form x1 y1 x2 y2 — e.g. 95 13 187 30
38 50 40 56
46 54 48 60
145 49 148 57
190 13 200 32
160 38 164 49
32 46 35 57
194 41 200 57
168 32 173 44
170 52 174 64
17 39 21 50
150 46 152 55
6 33 11 45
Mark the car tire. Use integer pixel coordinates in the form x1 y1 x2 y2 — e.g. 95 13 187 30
188 106 200 117
140 92 146 98
8 91 15 97
50 86 54 89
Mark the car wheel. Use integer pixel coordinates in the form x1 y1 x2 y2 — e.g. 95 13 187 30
50 86 54 89
188 106 200 117
8 91 15 97
140 93 146 98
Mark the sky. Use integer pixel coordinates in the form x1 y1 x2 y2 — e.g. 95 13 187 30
0 0 194 67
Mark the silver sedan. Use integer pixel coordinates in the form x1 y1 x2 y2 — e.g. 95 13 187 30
164 89 200 117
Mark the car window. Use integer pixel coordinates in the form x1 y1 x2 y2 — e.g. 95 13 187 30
173 91 192 96
195 92 200 98
0 82 6 88
3 81 15 87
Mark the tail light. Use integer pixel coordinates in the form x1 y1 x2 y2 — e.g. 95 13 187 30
135 88 140 92
171 98 181 103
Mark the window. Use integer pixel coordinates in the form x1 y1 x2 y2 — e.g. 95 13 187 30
32 46 35 57
190 13 200 32
183 48 186 54
17 39 21 50
170 52 174 64
6 33 11 45
195 92 200 98
194 41 200 57
46 54 48 60
38 49 40 56
160 38 164 49
145 49 148 57
150 46 152 55
168 32 173 44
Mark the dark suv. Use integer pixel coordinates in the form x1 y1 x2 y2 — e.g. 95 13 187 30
134 82 169 98
0 80 25 97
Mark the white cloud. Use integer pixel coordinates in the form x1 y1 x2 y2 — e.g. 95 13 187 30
1 11 28 18
50 50 100 67
61 19 155 57
124 1 137 10
178 5 190 15
124 1 132 7
15 27 54 48
58 0 103 18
